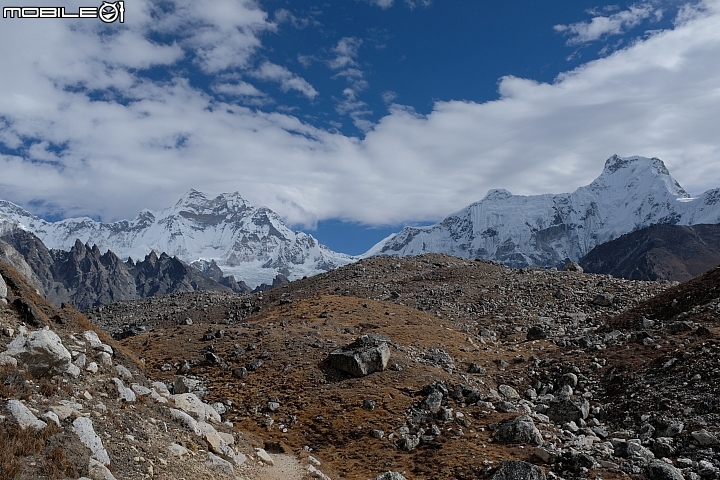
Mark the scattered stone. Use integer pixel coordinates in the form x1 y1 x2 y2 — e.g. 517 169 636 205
647 460 685 480
489 460 546 480
0 273 7 299
6 399 47 430
527 325 547 340
363 399 376 411
547 397 589 423
72 417 111 465
499 384 520 400
691 429 718 446
256 448 275 466
115 364 132 380
172 393 221 423
328 334 391 377
88 457 117 480
495 415 543 446
168 443 189 457
112 378 136 402
0 351 18 367
468 363 486 374
169 408 202 436
205 452 234 476
592 293 614 307
563 262 583 273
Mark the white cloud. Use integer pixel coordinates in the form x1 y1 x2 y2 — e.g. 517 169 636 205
328 37 363 70
253 62 318 99
404 0 432 9
0 0 719 231
555 3 663 45
212 81 265 97
366 0 395 8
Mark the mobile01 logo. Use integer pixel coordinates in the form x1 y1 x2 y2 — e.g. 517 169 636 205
3 1 125 23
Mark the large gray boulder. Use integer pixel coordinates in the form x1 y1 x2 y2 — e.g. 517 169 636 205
495 415 544 446
328 334 391 377
490 460 546 480
5 327 72 377
546 397 590 424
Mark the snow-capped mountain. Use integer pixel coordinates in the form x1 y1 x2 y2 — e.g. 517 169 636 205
0 190 355 287
365 155 720 268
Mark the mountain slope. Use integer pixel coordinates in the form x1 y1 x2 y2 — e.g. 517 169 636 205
579 223 720 281
0 190 354 288
367 155 720 268
0 228 247 310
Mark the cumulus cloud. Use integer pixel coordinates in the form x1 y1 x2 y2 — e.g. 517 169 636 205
555 3 663 44
0 0 719 230
253 62 319 99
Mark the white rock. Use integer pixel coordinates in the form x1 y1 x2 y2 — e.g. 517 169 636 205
256 448 275 466
112 378 136 402
74 353 87 368
115 364 132 380
206 452 234 476
171 393 221 423
151 381 171 397
42 411 61 427
88 457 117 480
0 352 18 367
6 327 72 377
198 421 244 464
218 431 235 445
72 417 110 465
6 399 47 430
168 443 189 457
65 363 81 378
84 331 102 348
130 384 152 397
86 362 99 373
307 464 332 480
98 352 112 367
98 344 113 355
169 408 202 436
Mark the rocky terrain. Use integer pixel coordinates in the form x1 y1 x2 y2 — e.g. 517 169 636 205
0 227 292 311
3 252 719 479
579 224 720 282
0 262 330 480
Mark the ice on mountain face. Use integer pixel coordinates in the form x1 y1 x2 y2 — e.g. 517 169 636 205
0 191 354 288
367 155 720 268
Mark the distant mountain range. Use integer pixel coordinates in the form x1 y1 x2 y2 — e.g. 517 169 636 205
1 155 719 307
367 155 720 268
0 189 354 288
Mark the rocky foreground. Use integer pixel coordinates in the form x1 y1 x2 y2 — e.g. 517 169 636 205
2 254 720 479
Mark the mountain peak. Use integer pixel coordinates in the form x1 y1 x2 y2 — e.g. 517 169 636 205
602 155 669 176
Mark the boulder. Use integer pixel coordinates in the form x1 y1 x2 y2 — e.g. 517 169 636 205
546 397 589 424
72 417 111 465
563 262 583 273
490 460 546 480
328 334 391 377
6 327 72 377
6 399 47 430
171 393 221 423
647 460 685 480
495 415 544 446
205 452 234 476
691 429 718 446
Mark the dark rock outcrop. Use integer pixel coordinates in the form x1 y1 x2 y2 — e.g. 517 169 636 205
580 223 720 281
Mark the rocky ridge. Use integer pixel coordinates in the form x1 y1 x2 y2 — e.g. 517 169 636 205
579 223 720 282
0 227 255 310
0 262 331 480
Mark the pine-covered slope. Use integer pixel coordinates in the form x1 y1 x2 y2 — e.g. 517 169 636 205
366 155 720 268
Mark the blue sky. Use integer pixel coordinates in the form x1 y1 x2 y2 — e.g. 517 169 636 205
1 0 719 254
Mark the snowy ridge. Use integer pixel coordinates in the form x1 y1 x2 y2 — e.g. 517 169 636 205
366 155 720 268
0 190 355 288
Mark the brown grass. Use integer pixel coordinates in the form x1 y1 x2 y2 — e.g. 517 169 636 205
0 422 73 479
0 364 32 400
